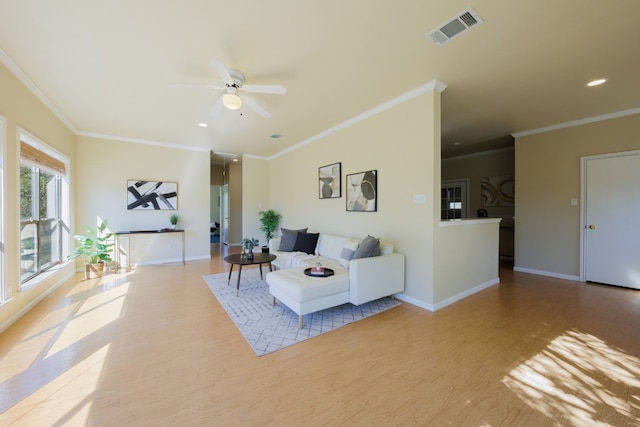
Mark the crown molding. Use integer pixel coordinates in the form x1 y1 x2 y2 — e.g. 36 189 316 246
0 48 78 133
512 107 640 138
76 131 210 152
269 79 447 160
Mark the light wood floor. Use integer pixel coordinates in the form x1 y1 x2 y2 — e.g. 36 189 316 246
1 246 639 426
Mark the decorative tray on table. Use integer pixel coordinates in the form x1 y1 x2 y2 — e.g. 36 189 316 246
303 267 335 277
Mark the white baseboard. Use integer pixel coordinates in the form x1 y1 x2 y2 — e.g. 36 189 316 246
433 278 500 311
394 277 500 312
513 266 580 282
394 293 435 311
0 269 75 335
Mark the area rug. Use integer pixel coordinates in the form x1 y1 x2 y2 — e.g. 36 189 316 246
203 269 401 356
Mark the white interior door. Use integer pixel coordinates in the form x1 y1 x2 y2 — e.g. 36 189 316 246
584 152 640 288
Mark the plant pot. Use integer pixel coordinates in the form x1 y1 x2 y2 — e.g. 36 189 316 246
246 251 254 261
261 245 269 254
85 262 105 279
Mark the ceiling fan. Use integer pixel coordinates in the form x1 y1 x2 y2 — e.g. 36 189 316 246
174 59 287 118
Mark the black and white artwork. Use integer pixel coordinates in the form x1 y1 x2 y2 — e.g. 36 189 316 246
346 170 377 212
127 180 178 210
319 162 341 199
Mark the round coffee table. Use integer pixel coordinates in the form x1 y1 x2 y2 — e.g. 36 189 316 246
224 252 277 296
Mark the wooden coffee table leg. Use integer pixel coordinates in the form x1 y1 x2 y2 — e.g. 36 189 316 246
259 263 264 279
236 265 243 296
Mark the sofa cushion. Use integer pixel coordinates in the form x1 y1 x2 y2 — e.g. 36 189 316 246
316 234 353 261
293 232 320 255
353 235 380 259
338 238 360 268
268 268 349 303
279 228 308 252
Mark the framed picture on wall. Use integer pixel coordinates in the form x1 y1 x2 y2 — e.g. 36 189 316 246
346 170 377 212
127 180 178 210
318 162 341 199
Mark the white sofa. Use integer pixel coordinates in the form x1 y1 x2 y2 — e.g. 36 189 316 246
266 233 405 328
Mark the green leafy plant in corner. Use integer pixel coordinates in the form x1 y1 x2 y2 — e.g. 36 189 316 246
69 219 114 264
258 209 282 243
169 214 179 225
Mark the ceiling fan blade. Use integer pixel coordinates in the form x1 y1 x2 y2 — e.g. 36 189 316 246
242 84 287 95
243 95 271 118
209 95 224 116
169 83 225 90
211 59 233 84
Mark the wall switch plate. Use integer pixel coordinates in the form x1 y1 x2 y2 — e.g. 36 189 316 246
571 198 578 206
413 193 427 204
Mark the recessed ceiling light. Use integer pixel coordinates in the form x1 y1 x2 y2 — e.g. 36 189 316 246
453 141 462 146
232 158 238 162
587 78 607 87
198 122 208 127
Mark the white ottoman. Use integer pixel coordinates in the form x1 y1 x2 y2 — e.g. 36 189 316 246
266 268 350 328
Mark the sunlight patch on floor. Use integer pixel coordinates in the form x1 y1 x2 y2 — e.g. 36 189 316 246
5 344 110 426
46 283 129 357
503 330 640 425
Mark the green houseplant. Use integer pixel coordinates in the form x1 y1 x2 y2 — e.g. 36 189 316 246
242 237 259 260
258 209 282 247
169 213 179 229
69 219 114 279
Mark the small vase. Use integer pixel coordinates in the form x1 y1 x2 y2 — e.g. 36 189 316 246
246 250 254 261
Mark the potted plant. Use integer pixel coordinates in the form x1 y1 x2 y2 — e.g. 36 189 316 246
169 213 179 229
258 209 282 252
242 237 259 260
69 219 114 279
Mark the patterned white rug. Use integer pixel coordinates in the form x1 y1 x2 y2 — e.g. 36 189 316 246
203 268 401 356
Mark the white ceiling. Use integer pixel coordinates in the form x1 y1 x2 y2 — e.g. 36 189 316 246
1 1 639 159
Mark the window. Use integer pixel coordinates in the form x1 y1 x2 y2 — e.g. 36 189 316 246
19 133 69 286
441 179 468 220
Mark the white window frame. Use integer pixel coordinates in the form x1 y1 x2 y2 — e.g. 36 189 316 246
19 130 70 289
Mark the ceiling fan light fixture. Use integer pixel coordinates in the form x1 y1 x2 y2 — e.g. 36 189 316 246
222 92 242 110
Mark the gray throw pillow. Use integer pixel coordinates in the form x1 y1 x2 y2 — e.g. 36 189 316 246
278 228 308 252
353 235 380 259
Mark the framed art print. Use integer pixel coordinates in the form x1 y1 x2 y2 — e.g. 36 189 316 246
319 162 341 199
346 170 377 212
127 180 178 210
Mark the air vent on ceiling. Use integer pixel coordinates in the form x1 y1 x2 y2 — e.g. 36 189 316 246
427 7 484 46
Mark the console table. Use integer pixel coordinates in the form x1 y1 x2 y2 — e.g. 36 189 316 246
114 229 185 270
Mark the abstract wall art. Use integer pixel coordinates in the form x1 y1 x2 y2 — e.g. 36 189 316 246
346 170 377 212
481 175 514 206
127 180 178 210
319 162 341 199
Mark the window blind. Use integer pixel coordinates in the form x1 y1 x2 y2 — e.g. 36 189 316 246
20 140 66 174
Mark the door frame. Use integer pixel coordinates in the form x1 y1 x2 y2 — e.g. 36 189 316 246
580 149 640 282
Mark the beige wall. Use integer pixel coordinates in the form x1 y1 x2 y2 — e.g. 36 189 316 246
0 62 76 330
75 135 211 266
267 90 439 305
435 219 500 306
242 157 270 246
227 163 243 245
515 113 640 278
